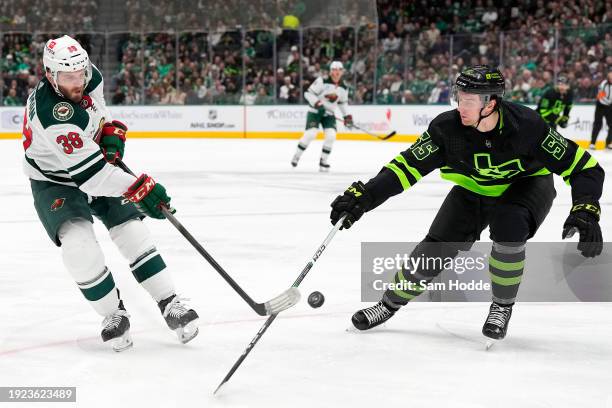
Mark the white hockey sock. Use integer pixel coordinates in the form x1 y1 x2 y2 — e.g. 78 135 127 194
321 128 336 164
59 218 120 317
296 128 318 157
110 220 175 302
140 269 175 302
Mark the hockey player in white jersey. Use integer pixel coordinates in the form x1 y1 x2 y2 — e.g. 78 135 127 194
291 61 353 172
22 35 199 351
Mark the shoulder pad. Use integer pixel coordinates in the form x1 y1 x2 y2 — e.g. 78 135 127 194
85 64 103 93
35 81 89 131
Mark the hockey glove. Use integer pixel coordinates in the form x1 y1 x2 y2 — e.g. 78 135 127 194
343 114 354 129
98 120 127 164
562 199 603 258
330 181 372 229
314 101 327 116
123 174 174 219
556 115 569 128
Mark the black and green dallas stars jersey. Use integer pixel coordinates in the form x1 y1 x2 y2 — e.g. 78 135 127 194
364 101 603 209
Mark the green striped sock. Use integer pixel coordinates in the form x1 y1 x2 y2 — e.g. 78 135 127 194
489 242 525 304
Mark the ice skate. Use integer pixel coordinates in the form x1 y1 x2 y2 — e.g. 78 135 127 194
319 159 330 172
158 295 200 344
101 303 133 352
291 154 300 167
351 301 398 331
482 302 513 341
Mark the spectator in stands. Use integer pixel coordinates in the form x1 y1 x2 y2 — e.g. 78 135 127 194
428 80 450 104
3 88 20 106
254 86 273 104
240 83 257 105
575 76 598 102
279 76 294 102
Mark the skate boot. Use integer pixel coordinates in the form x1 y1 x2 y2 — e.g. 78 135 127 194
291 153 300 167
158 295 199 344
352 300 399 330
291 145 306 167
606 143 612 150
319 159 330 172
482 302 513 340
101 301 133 352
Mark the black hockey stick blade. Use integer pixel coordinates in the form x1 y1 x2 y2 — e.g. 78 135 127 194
380 130 397 140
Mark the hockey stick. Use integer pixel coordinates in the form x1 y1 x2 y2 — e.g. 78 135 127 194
213 216 345 395
115 159 300 316
335 116 397 140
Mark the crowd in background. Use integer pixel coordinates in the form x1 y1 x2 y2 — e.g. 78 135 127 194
1 0 610 106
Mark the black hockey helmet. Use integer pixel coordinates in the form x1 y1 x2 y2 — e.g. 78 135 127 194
452 65 505 127
454 65 505 102
557 75 569 85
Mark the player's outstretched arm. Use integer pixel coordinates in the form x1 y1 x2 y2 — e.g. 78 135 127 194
533 125 605 257
329 130 445 228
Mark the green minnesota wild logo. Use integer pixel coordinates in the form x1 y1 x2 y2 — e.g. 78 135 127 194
53 102 74 121
474 153 524 179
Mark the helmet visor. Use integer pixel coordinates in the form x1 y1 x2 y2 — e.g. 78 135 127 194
451 87 486 109
57 69 86 88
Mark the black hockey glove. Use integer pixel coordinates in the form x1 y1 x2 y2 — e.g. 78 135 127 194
330 181 372 229
556 115 569 128
562 200 603 258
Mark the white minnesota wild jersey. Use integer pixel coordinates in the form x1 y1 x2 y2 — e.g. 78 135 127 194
304 77 349 116
22 65 135 197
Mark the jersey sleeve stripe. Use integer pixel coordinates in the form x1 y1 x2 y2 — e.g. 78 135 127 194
394 154 423 181
581 155 598 171
559 147 586 178
24 156 74 183
71 158 108 186
389 158 418 185
384 163 411 190
563 154 599 185
68 153 106 178
67 151 103 173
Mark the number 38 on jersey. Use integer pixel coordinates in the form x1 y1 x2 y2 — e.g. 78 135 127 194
56 132 83 154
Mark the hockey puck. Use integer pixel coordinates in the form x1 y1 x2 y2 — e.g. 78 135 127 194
307 291 325 308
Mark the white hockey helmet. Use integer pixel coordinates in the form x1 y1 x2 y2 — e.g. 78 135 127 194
330 61 344 70
43 35 92 96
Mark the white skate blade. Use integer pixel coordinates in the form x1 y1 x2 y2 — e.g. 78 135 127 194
485 339 497 351
176 320 199 344
345 322 388 333
110 330 133 352
264 287 301 315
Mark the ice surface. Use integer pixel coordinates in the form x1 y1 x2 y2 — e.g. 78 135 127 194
1 138 611 407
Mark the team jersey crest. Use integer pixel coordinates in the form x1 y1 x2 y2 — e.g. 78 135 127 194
53 102 74 121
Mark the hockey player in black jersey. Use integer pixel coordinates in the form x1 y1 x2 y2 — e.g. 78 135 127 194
536 76 573 130
330 66 604 341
